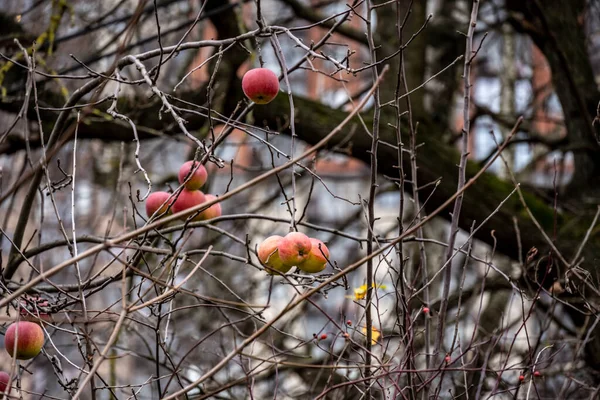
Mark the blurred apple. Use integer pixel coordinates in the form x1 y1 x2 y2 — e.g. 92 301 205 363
0 371 10 395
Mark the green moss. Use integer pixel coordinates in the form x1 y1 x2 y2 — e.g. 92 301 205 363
463 158 558 231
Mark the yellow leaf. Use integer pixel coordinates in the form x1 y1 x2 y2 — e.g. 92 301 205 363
361 326 381 345
354 285 367 300
350 283 387 301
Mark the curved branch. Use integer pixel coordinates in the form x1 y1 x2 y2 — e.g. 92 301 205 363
279 0 369 45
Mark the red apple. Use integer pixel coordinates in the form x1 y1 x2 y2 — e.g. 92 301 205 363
242 68 279 104
278 232 312 267
4 321 44 360
172 189 206 221
297 238 329 273
178 161 208 190
200 194 222 220
145 191 174 218
0 371 10 395
258 235 291 274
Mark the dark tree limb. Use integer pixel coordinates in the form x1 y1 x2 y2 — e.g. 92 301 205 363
506 0 600 201
1 79 596 267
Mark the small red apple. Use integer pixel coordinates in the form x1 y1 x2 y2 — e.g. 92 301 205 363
178 161 208 190
0 371 10 395
346 320 352 326
242 68 279 104
258 235 291 274
200 194 222 220
145 191 174 218
172 189 207 220
278 232 312 267
518 375 525 382
4 321 45 360
423 307 430 314
297 238 329 273
320 333 328 340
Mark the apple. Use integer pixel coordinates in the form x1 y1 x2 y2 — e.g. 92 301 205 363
258 235 291 274
277 232 312 267
200 194 222 220
172 189 206 221
0 371 10 393
242 68 279 104
4 321 44 360
297 238 329 273
0 371 10 395
145 191 174 218
178 161 208 190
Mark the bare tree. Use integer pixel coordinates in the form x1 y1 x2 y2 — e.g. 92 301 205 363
0 0 599 398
